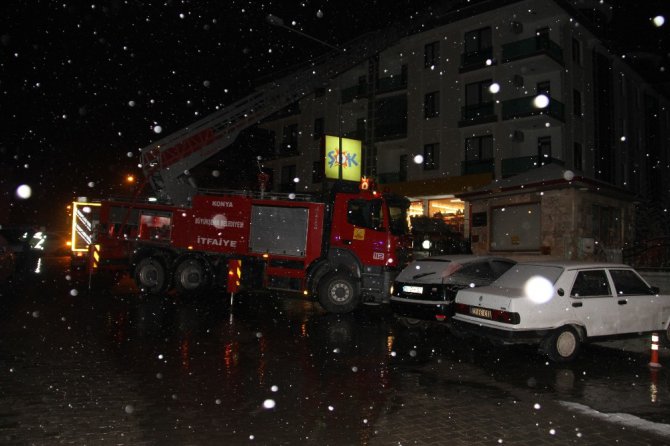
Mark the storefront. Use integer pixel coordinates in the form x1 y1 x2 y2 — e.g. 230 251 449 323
457 165 636 261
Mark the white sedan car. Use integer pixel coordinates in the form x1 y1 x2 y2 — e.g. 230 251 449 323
452 262 670 362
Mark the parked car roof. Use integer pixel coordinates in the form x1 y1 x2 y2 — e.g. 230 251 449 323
395 255 515 284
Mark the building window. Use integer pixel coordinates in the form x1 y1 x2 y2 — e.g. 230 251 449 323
280 165 296 192
424 91 440 119
313 117 324 140
312 161 323 184
424 41 439 68
464 27 492 54
465 135 493 162
537 80 551 96
465 80 493 107
281 124 298 153
423 143 439 170
572 37 581 65
399 154 408 182
374 94 407 140
573 90 582 117
463 80 494 121
574 142 583 171
538 136 551 165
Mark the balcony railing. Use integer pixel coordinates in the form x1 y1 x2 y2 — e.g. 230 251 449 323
460 47 494 71
501 156 564 177
459 102 497 126
376 74 407 94
502 35 563 65
461 159 495 175
502 96 565 121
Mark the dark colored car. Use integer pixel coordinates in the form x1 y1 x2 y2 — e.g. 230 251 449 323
390 255 516 327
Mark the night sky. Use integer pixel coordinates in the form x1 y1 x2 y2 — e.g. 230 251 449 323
1 0 668 228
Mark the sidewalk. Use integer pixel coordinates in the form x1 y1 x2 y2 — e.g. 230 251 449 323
593 335 669 364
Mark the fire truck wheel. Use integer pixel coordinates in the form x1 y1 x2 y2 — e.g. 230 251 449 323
174 258 210 294
134 257 168 294
318 271 360 314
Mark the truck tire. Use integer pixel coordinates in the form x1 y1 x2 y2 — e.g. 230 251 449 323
174 257 210 294
318 271 360 314
543 326 581 363
134 257 168 294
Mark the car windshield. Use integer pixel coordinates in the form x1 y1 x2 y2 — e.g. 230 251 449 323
491 264 564 288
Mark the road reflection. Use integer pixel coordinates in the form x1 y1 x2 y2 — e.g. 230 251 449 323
2 257 668 443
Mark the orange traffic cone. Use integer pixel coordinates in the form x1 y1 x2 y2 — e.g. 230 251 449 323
649 333 662 369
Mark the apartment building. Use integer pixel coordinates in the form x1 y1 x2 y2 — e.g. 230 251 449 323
259 0 670 260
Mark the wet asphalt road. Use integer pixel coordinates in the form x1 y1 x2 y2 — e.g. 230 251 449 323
0 256 669 445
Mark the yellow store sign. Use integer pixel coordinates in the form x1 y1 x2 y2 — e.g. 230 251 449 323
325 135 361 181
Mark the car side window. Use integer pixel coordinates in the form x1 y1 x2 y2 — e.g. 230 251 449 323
609 269 655 296
570 270 611 297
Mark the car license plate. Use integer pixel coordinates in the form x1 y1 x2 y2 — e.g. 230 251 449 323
470 307 492 319
402 285 423 294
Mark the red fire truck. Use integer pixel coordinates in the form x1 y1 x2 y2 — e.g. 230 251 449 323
87 16 431 312
94 181 412 312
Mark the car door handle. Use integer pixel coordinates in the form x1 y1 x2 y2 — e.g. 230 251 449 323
572 302 582 307
618 299 627 305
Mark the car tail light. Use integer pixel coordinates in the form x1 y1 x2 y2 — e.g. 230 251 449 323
491 309 520 324
455 303 469 314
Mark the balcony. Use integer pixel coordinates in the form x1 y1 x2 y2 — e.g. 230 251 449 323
502 156 564 177
376 74 407 94
458 102 497 127
462 159 495 175
341 83 368 104
502 35 564 66
460 47 494 72
502 96 565 122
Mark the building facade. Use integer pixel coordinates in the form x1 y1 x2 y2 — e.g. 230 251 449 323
259 0 670 260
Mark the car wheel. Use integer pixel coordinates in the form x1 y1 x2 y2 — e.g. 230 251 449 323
318 271 359 314
134 257 168 294
543 326 581 363
174 257 211 294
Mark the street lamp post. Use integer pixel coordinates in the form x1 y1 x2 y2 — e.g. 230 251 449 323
266 13 345 181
